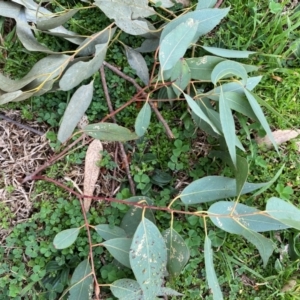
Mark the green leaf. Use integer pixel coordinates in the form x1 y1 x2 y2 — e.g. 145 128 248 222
202 46 255 58
159 18 198 71
125 45 149 85
69 260 93 300
152 0 174 8
180 176 269 205
209 151 249 195
94 224 127 240
53 228 80 249
135 102 151 137
0 1 21 19
135 38 159 53
120 196 155 237
219 90 236 167
244 89 278 152
83 123 138 142
102 238 132 268
266 197 300 230
60 43 108 91
197 0 217 9
110 279 143 299
115 18 154 36
171 59 191 97
158 287 182 296
204 236 223 300
160 8 229 42
37 9 79 30
57 81 94 143
211 61 248 85
208 201 289 233
162 228 190 277
184 93 220 134
208 202 278 267
130 218 167 299
16 10 57 54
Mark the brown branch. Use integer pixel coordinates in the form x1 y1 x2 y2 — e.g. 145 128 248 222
103 61 174 139
100 66 136 196
214 0 224 8
0 113 45 136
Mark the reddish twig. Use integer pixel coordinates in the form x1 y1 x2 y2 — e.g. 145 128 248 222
214 0 224 8
100 66 136 196
103 61 174 139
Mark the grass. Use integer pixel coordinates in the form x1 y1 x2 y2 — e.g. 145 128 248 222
1 0 300 299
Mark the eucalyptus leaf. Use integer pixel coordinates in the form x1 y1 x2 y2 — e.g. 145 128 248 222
211 60 248 84
120 196 155 237
116 18 153 36
219 90 236 167
69 260 93 300
94 224 127 240
58 81 94 143
197 0 217 9
0 1 21 18
160 8 229 42
184 93 220 134
171 59 191 97
180 176 269 205
37 9 79 30
152 0 174 8
125 46 149 85
53 228 80 249
267 197 300 230
83 123 138 142
59 43 107 90
162 228 190 277
135 102 151 136
204 236 223 300
202 46 255 58
159 18 198 71
130 218 167 299
102 238 132 268
135 38 159 53
110 279 143 299
245 89 278 152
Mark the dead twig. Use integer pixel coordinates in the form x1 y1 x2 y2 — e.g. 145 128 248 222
100 66 136 196
0 113 44 136
214 0 224 8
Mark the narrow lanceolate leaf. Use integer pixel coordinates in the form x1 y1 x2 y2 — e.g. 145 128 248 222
135 102 151 137
204 236 223 300
121 196 155 237
130 219 167 299
37 9 79 30
83 123 138 142
180 176 269 205
59 43 107 91
211 61 248 85
171 59 191 97
196 0 217 9
160 8 229 42
53 228 80 249
69 260 93 300
135 38 159 53
16 10 57 54
219 90 236 167
244 89 278 152
102 238 132 268
267 197 300 230
110 279 143 299
125 46 149 85
83 139 102 212
184 93 220 134
208 201 285 267
57 81 94 143
162 228 190 277
95 224 127 241
159 18 198 71
202 46 255 58
0 1 21 18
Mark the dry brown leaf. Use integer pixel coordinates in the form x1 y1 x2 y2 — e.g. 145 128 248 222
281 279 297 292
256 129 300 149
83 139 103 212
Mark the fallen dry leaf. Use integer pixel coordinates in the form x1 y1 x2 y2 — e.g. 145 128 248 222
281 279 297 292
256 129 300 149
83 139 103 212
